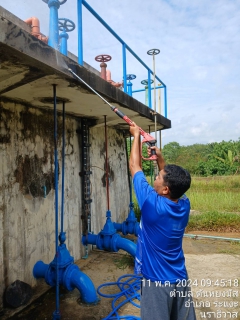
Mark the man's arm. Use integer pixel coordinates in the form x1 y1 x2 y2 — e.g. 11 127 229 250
129 123 142 177
148 146 166 171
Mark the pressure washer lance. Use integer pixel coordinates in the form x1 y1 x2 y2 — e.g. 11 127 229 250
68 68 157 161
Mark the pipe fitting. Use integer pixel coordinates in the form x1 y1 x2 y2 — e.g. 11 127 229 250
33 245 98 304
63 264 98 304
113 220 139 236
48 0 61 9
24 17 48 44
82 232 136 257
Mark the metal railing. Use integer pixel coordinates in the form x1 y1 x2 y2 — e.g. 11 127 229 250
45 0 168 117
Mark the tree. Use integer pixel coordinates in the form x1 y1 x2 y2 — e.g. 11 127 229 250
162 142 181 163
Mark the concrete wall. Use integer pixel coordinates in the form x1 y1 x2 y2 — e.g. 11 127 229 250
0 100 129 307
90 126 129 232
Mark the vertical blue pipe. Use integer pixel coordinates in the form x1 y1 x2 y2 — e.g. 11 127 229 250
122 43 127 93
77 0 83 65
60 33 69 56
129 136 132 203
53 84 60 319
127 82 133 96
164 86 167 118
148 70 152 109
61 102 65 234
48 0 60 49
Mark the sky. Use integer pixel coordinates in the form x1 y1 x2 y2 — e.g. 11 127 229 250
1 0 240 146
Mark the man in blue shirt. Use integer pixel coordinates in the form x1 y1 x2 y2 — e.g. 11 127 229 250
129 123 196 320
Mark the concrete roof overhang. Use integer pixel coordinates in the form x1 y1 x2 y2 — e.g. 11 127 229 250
0 8 171 133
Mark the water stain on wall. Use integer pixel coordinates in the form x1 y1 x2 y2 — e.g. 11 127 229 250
101 161 114 187
0 104 12 144
14 154 54 198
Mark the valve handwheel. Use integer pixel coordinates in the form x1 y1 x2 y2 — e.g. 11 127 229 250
141 79 153 85
95 54 112 63
58 18 75 32
126 74 136 81
58 0 67 4
42 0 67 4
147 48 160 55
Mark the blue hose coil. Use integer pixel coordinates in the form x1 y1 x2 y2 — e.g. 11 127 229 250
97 274 142 320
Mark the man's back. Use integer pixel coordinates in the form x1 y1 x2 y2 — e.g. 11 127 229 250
133 171 190 282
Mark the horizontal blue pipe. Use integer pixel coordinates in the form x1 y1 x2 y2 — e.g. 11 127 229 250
33 261 48 279
113 222 122 232
82 0 166 87
82 233 136 257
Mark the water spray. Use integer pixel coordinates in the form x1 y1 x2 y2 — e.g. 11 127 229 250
68 68 157 161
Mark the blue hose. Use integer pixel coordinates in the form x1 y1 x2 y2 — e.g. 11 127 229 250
97 274 142 320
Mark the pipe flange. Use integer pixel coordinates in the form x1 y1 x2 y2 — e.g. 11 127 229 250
45 265 56 286
63 264 78 291
110 233 121 252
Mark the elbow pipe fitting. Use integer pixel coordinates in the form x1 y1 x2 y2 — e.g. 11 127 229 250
115 236 136 257
82 232 136 257
33 244 98 304
63 265 98 304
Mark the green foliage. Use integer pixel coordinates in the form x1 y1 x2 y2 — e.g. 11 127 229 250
126 137 240 177
161 141 181 162
162 138 240 176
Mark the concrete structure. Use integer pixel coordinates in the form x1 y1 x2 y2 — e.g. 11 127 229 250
0 6 171 308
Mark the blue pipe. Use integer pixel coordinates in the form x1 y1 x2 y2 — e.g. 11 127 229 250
33 245 98 304
59 102 66 244
64 265 98 303
147 70 152 109
164 86 167 118
113 206 139 237
53 84 60 319
77 0 83 65
122 44 127 93
48 0 60 49
82 233 136 257
59 32 69 56
127 82 133 96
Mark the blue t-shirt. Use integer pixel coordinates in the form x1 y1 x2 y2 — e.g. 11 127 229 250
133 171 190 283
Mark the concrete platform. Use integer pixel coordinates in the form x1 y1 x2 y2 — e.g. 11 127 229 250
0 6 171 133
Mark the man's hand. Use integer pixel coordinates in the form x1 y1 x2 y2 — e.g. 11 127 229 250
148 146 165 171
147 146 161 158
129 122 140 138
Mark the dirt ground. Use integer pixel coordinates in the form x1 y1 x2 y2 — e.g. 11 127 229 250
1 231 240 320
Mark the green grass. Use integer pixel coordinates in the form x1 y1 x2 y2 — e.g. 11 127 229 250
186 175 240 215
114 254 134 270
133 175 240 232
186 211 240 232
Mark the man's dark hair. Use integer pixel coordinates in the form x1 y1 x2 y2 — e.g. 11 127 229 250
163 164 191 199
